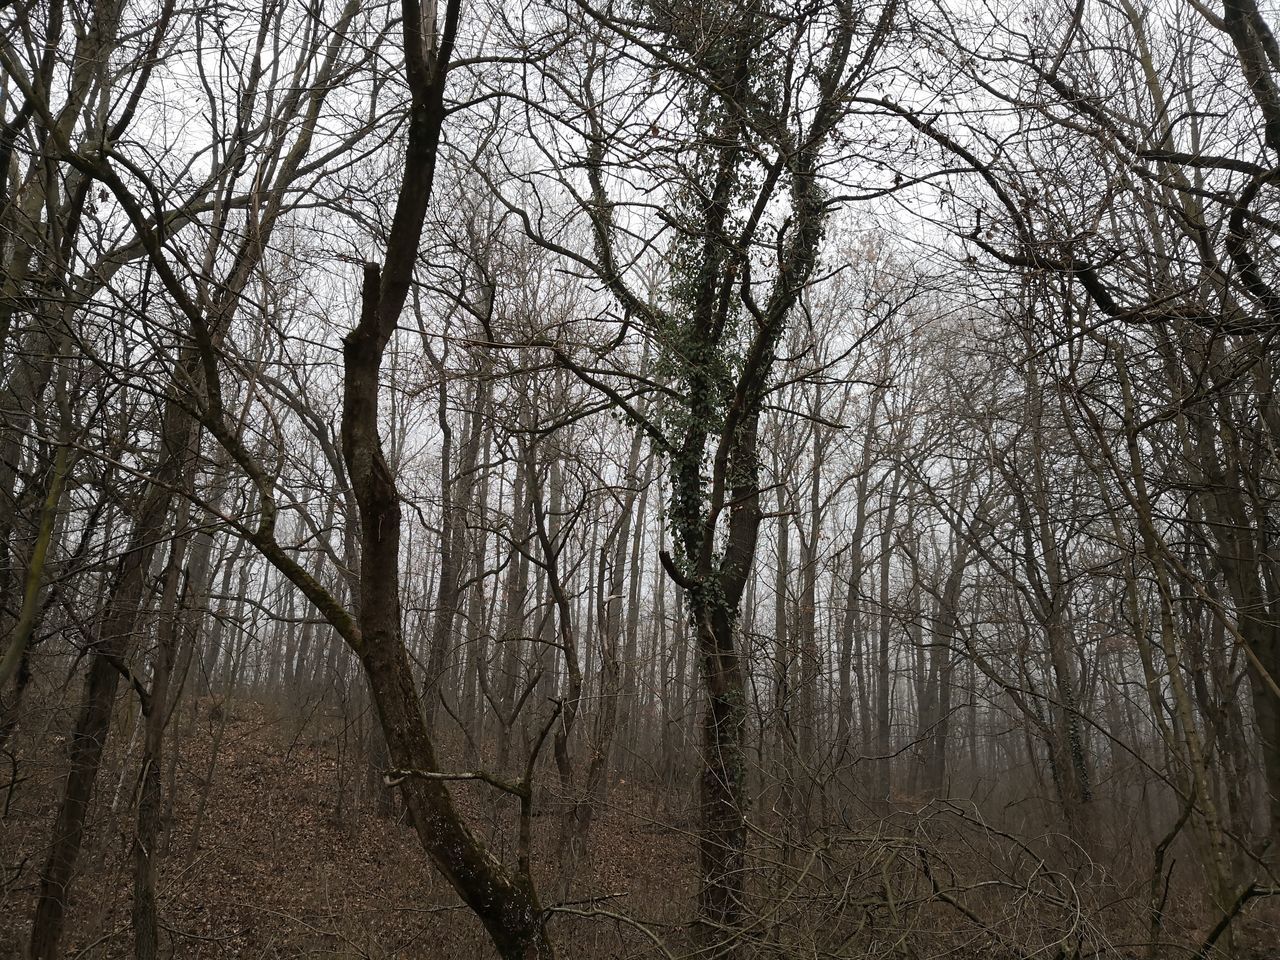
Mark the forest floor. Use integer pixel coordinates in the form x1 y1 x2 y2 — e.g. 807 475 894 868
4 697 1279 958
1 698 693 959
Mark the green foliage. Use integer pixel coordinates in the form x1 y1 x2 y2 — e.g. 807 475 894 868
629 1 797 575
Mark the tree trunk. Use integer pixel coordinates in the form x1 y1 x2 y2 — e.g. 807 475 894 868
132 505 192 960
29 386 195 960
344 260 554 958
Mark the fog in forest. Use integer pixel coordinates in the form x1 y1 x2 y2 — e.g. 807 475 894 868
2 0 1280 957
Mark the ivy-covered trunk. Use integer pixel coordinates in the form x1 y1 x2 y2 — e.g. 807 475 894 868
690 590 751 939
668 409 767 953
563 2 882 951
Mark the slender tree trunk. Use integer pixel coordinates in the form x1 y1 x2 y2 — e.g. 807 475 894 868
29 383 196 960
132 503 192 960
875 470 901 805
